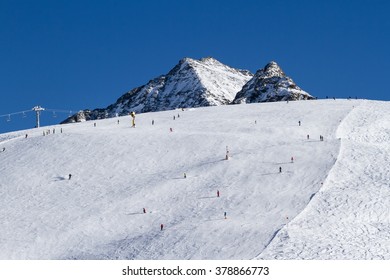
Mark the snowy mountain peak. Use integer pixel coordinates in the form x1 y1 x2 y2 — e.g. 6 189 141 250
200 56 222 64
263 61 285 77
180 57 233 70
62 57 253 123
232 61 314 104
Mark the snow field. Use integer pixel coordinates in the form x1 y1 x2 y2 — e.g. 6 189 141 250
0 100 363 259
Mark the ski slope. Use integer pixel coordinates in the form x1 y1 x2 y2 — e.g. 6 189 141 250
0 99 389 259
258 100 390 259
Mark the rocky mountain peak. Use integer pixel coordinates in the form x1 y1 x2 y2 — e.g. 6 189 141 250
262 61 285 77
232 61 314 104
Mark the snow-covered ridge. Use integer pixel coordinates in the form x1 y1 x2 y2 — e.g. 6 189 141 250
62 57 314 124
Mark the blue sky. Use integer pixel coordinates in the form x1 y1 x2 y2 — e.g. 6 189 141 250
0 0 389 133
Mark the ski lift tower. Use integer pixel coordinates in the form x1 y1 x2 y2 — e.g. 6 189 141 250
32 106 45 128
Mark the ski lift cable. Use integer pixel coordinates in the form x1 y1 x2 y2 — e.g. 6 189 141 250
0 109 33 118
45 108 79 114
0 107 80 119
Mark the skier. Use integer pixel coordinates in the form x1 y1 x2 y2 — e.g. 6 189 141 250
152 120 154 125
173 116 175 120
298 121 301 126
94 123 96 127
25 134 28 138
217 190 220 197
279 166 282 173
61 128 63 133
224 212 227 219
170 128 173 132
117 120 120 124
291 156 294 163
184 173 187 179
143 208 146 214
307 134 310 140
177 114 180 118
1 147 5 152
68 174 72 180
160 224 164 231
255 120 257 124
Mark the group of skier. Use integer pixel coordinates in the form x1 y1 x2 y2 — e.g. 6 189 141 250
4 110 330 234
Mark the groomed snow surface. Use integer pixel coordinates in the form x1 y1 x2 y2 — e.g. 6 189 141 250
0 99 389 260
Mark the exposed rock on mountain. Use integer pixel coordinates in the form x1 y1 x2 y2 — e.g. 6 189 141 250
232 61 314 104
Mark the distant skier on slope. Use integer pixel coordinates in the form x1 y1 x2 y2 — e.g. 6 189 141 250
68 174 72 180
225 146 230 160
160 224 164 231
291 156 294 163
143 208 146 214
217 190 220 197
279 167 282 173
